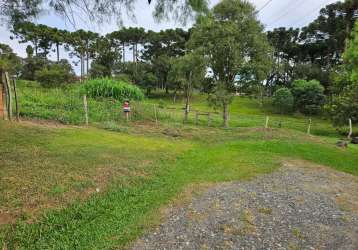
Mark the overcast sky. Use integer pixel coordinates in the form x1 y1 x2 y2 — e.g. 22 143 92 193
0 0 341 71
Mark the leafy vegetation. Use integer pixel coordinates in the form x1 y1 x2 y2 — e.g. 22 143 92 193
291 79 326 115
272 88 294 114
35 60 75 87
82 78 144 101
2 1 357 130
330 84 358 126
189 0 272 127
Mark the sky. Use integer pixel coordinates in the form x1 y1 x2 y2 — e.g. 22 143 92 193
0 0 341 72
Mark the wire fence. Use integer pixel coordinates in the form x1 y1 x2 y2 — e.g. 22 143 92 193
5 83 349 138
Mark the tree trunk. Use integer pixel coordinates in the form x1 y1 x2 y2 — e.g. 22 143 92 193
132 44 135 62
223 102 229 128
173 89 177 103
345 7 354 50
56 43 60 62
184 93 189 122
122 43 125 62
86 51 89 76
80 54 84 82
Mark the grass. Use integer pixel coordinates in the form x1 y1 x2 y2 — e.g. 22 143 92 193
1 119 357 249
145 92 352 137
2 83 357 248
15 81 355 138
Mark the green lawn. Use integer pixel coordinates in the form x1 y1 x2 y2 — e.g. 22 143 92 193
1 120 357 249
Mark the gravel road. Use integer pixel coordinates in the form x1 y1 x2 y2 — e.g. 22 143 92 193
132 160 358 250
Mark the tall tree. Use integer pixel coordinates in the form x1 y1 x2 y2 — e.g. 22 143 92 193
51 28 67 62
90 35 121 77
189 0 272 127
143 28 189 92
0 43 22 76
66 29 95 80
266 27 300 91
343 20 358 83
11 22 41 56
169 52 206 122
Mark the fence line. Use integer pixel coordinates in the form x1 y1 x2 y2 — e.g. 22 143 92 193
6 84 352 138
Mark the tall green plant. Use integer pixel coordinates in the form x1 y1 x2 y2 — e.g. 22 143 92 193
82 78 144 101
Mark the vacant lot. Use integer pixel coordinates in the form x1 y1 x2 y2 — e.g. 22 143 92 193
0 120 357 249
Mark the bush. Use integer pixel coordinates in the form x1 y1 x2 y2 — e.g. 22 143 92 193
272 88 294 114
330 84 358 126
291 79 326 115
35 60 75 87
82 78 144 101
140 72 158 95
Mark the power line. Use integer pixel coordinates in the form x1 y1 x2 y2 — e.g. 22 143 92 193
258 0 274 13
266 0 331 29
288 1 330 28
264 0 297 22
266 0 307 27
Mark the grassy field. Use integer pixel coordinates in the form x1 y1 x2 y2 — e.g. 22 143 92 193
145 92 349 137
15 81 356 138
1 119 357 249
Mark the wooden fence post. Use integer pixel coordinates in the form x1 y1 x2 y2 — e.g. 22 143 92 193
83 95 89 126
12 78 20 121
1 73 8 120
4 72 12 121
207 112 211 127
195 111 199 125
154 105 158 125
348 118 352 139
265 116 269 129
307 118 312 136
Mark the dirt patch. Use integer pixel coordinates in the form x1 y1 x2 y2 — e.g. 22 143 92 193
0 212 16 225
20 118 84 129
132 161 358 250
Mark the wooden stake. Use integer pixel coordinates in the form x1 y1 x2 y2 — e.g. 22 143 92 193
154 105 158 125
4 72 12 121
348 118 352 139
195 111 199 126
1 73 7 120
265 116 269 129
12 78 20 121
83 95 89 126
208 112 211 127
307 118 312 136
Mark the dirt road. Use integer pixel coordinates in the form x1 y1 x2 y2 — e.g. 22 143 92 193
132 160 358 250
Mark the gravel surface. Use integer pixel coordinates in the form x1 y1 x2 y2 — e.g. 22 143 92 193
132 160 358 250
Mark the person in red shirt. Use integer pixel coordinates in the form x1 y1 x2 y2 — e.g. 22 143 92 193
123 100 130 121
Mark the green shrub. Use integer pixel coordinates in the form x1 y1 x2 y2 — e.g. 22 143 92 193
82 78 144 101
292 79 326 115
330 84 358 126
35 60 75 87
272 88 294 114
